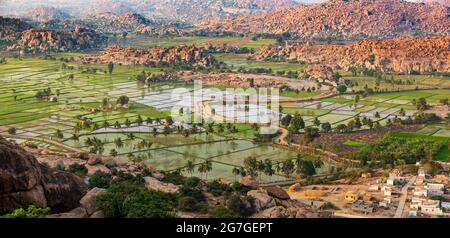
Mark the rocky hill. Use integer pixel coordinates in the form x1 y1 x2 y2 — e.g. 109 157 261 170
26 6 71 22
0 17 31 41
8 27 106 53
80 44 219 67
0 136 87 214
254 36 450 74
2 0 298 24
198 0 450 40
85 12 182 35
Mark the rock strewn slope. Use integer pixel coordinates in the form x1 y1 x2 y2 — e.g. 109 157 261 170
0 17 31 41
85 12 182 35
81 44 219 67
198 0 450 40
254 36 450 73
8 27 106 53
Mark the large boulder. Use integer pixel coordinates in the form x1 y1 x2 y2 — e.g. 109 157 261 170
86 164 111 176
0 185 47 213
239 176 259 189
40 165 89 213
47 207 88 218
0 136 88 213
247 190 276 212
265 186 290 200
0 138 42 194
87 154 101 166
79 187 106 215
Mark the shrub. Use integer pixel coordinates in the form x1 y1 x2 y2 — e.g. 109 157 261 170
89 171 113 188
95 181 178 218
0 205 51 218
177 196 207 212
206 180 231 197
7 127 16 135
67 164 88 177
226 194 255 217
184 177 202 188
209 206 240 218
162 170 186 185
178 187 205 202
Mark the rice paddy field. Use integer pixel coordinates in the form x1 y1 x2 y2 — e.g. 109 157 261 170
282 90 450 130
0 54 449 180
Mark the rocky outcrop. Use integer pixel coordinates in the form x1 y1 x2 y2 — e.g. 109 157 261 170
26 6 71 22
239 176 259 189
143 176 180 193
265 186 290 200
8 27 106 53
198 0 449 40
0 137 88 214
247 190 276 212
85 12 182 36
252 200 332 218
80 44 219 67
255 36 450 74
79 187 106 216
0 17 31 41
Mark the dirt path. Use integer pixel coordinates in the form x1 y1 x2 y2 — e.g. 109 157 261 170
1 134 85 153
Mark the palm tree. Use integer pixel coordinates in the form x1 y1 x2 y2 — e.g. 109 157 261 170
185 160 195 177
114 137 124 149
204 161 213 180
198 163 206 180
232 167 241 181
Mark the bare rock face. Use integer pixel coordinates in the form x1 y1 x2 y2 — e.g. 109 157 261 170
47 207 88 218
0 136 88 214
0 138 42 194
247 190 276 212
80 44 219 68
39 165 89 213
265 186 290 200
255 36 450 74
198 0 449 40
143 176 180 193
80 187 106 216
252 200 332 218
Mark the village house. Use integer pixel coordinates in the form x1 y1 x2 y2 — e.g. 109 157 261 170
351 200 375 214
344 192 359 202
434 174 449 185
386 177 406 186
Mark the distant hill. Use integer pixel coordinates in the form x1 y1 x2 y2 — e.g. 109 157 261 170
0 16 31 41
1 0 298 23
26 6 71 22
84 12 182 35
198 0 450 40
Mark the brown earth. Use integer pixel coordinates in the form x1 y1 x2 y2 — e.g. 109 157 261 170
292 124 423 155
